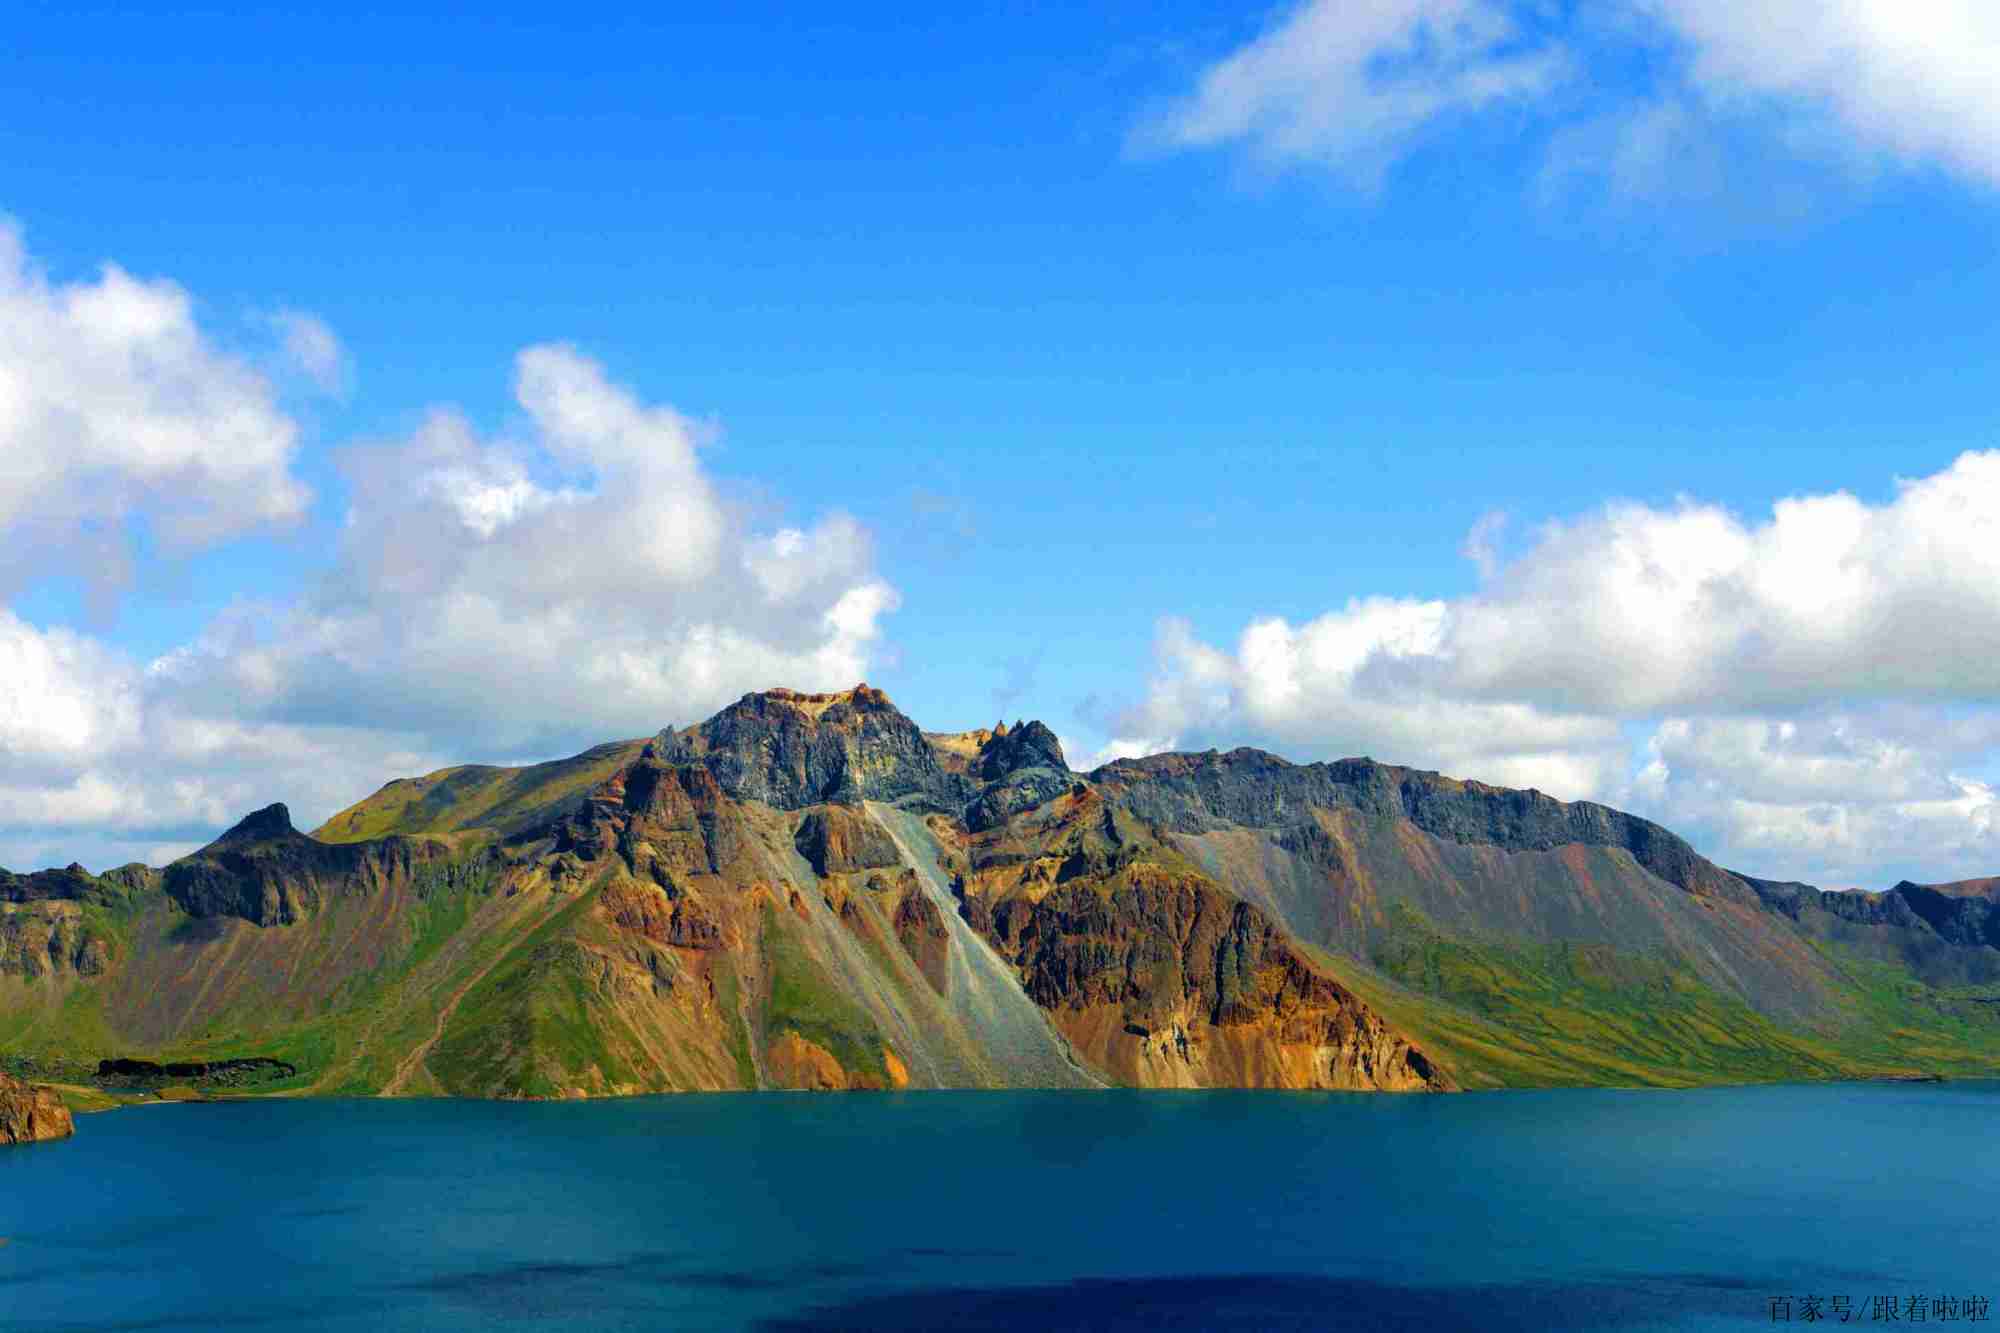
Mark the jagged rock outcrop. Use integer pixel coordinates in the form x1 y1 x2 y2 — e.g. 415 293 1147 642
794 806 904 876
971 719 1068 782
0 1071 74 1145
963 721 1075 833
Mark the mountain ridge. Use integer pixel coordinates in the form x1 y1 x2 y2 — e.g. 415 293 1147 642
6 682 1999 1109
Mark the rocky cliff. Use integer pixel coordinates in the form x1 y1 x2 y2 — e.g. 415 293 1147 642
0 1070 74 1145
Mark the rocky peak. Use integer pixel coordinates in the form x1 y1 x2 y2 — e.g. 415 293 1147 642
162 803 443 928
663 684 970 812
973 719 1068 782
217 803 297 844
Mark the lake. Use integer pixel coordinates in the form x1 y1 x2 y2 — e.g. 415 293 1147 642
4 1082 1996 1331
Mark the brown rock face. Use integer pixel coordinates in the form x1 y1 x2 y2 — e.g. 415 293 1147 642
892 886 952 996
763 1033 904 1091
0 1071 75 1145
597 878 722 949
968 873 1449 1091
793 807 903 876
954 789 1452 1092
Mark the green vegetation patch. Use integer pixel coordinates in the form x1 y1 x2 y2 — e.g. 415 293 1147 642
760 902 887 1082
427 891 638 1097
315 742 644 843
1343 906 1863 1088
711 959 758 1089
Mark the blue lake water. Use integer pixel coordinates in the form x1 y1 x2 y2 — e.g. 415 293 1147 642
3 1083 1996 1331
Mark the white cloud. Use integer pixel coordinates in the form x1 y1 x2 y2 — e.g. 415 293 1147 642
1437 452 2000 714
1104 451 2000 885
1142 0 2000 193
270 309 348 394
188 343 897 753
1662 0 2000 184
1137 0 1571 187
1063 733 1181 776
0 220 311 597
1633 712 2000 886
0 611 144 768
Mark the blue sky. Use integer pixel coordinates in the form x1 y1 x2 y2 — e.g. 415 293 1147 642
5 1 2000 886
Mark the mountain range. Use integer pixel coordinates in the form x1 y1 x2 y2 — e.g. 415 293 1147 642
5 684 1999 1104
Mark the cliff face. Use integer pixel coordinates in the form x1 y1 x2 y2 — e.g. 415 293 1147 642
949 787 1451 1091
1093 749 1750 903
161 803 449 927
0 1071 74 1145
0 902 112 979
7 683 2000 1100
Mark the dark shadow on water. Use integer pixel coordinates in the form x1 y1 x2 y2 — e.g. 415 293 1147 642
26 1307 328 1332
754 1271 1880 1332
394 1251 881 1314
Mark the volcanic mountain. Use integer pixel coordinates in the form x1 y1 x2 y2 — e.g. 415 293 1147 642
5 685 1998 1100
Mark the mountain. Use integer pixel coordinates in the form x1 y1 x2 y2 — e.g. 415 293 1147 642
4 684 1998 1101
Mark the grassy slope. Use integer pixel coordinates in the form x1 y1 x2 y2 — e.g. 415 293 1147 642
1315 905 2000 1090
0 850 574 1098
757 899 888 1082
312 741 646 844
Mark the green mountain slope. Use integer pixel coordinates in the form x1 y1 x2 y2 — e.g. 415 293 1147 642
6 685 1999 1101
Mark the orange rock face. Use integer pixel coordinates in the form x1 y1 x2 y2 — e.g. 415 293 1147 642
765 1032 851 1090
0 1072 75 1145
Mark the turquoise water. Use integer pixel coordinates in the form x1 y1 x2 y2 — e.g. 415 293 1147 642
4 1083 1996 1331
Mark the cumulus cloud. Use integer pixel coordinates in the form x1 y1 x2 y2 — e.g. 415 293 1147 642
0 220 311 599
1633 712 2000 887
1141 0 2000 194
173 343 899 754
1103 451 2000 886
0 337 899 871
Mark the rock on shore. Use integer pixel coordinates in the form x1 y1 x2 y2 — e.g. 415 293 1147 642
0 1071 74 1145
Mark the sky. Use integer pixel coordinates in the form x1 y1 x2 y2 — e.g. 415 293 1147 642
3 1 1998 888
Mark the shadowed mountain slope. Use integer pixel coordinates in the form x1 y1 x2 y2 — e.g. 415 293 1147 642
6 685 2000 1102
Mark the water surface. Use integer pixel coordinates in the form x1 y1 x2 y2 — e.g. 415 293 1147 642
4 1083 1995 1330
